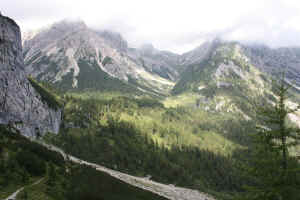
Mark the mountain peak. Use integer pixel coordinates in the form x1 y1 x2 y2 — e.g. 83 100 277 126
23 20 176 95
139 43 159 55
140 43 155 50
50 19 87 32
211 37 223 44
97 30 128 51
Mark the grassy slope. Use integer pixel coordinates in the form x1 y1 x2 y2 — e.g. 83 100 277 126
41 90 255 199
61 92 247 153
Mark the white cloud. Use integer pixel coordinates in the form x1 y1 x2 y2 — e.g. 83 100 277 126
2 0 300 53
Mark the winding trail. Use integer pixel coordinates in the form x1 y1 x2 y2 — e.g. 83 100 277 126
37 141 215 200
4 178 44 200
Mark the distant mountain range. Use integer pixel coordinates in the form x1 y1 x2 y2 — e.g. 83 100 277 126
23 20 300 97
22 21 177 96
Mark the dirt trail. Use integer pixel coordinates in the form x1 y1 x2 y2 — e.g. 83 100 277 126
4 178 44 200
38 141 215 200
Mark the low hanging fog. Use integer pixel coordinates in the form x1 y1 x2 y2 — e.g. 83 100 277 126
2 0 300 54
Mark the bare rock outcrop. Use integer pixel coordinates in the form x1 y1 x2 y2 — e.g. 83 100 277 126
0 14 61 137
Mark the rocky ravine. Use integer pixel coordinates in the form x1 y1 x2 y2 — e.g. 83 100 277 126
0 14 61 137
37 141 215 200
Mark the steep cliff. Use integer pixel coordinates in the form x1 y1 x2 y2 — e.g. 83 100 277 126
0 14 61 137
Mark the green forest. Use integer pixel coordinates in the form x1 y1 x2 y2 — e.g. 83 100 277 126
1 76 300 200
0 125 169 200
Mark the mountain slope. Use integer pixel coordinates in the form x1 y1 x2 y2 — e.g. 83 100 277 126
23 20 300 98
243 44 300 87
38 141 215 200
0 125 171 200
23 21 175 95
172 40 294 120
176 39 300 91
127 44 180 81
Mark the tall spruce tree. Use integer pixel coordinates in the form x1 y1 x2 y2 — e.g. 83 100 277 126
242 75 300 200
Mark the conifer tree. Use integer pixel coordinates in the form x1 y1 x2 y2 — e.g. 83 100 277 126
47 162 57 187
242 74 300 200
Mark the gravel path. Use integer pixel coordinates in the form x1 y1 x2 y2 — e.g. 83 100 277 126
38 141 216 200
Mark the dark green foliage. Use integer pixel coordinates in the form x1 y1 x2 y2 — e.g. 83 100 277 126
0 125 65 187
238 76 300 200
162 107 189 122
45 161 67 200
18 70 300 200
0 125 169 200
98 51 102 61
20 189 28 200
199 83 218 98
102 56 113 66
0 126 65 200
12 161 169 200
74 59 141 94
52 115 246 193
36 80 64 97
106 96 163 109
172 59 215 95
135 97 164 108
16 151 46 176
21 170 30 184
66 165 168 200
54 69 74 91
127 76 163 96
28 77 62 110
46 162 57 187
17 138 65 166
39 93 261 198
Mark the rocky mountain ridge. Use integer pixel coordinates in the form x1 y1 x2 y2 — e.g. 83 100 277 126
243 44 300 86
171 40 300 127
174 39 300 93
23 20 175 95
178 39 300 86
23 20 300 97
0 14 61 137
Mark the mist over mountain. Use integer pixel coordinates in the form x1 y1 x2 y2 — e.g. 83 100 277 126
23 19 300 95
22 20 176 96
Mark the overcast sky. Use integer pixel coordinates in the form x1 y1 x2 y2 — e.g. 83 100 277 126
2 0 300 54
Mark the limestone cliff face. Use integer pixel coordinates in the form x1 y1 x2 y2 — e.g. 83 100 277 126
0 14 61 137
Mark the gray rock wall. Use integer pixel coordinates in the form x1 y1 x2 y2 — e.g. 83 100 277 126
0 14 61 137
